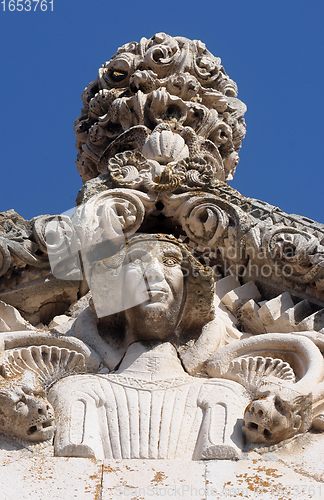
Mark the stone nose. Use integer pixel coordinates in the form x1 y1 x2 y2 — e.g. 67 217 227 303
249 398 271 418
26 396 51 417
144 258 164 283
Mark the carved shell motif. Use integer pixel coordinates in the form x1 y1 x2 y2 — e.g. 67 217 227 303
227 356 296 391
2 345 86 389
141 124 189 164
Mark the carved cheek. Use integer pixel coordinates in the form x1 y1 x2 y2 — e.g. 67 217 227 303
164 267 183 297
15 402 29 418
272 414 290 435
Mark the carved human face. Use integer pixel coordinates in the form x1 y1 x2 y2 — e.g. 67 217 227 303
0 372 55 443
242 389 302 445
123 240 184 341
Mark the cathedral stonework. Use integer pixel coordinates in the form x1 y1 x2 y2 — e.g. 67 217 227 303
1 33 324 498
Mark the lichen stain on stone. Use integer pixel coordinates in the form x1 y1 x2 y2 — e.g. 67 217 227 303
93 475 102 500
89 472 99 480
235 466 287 497
125 464 136 471
103 464 120 473
151 470 167 485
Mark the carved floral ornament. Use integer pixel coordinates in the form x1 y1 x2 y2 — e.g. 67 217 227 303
262 227 324 283
26 190 324 303
74 33 247 184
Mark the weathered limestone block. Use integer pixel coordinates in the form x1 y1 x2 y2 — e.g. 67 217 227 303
258 292 294 332
238 299 266 335
101 460 207 500
214 275 241 301
2 454 324 499
221 281 262 313
0 457 102 499
273 300 314 333
0 300 34 332
205 457 324 499
297 308 324 332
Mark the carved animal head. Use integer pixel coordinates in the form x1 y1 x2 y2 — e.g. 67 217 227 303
0 371 55 443
243 382 312 446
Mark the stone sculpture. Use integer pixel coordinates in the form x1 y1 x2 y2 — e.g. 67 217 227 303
1 33 324 466
74 32 246 184
48 233 247 460
243 382 313 445
0 371 55 444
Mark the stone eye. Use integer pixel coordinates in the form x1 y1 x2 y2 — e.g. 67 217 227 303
274 397 285 415
163 257 179 266
128 253 150 266
110 70 128 82
16 399 27 411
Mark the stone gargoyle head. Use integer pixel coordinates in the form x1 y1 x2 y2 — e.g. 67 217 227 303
242 380 313 446
0 370 55 443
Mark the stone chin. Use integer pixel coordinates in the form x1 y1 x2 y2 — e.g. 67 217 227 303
125 300 182 341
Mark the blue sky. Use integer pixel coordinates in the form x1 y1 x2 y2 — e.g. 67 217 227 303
0 0 323 223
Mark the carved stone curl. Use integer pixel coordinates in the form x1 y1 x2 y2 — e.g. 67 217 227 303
263 227 324 283
74 33 246 183
72 189 146 246
206 333 324 447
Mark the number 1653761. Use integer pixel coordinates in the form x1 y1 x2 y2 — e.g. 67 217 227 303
1 0 53 10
